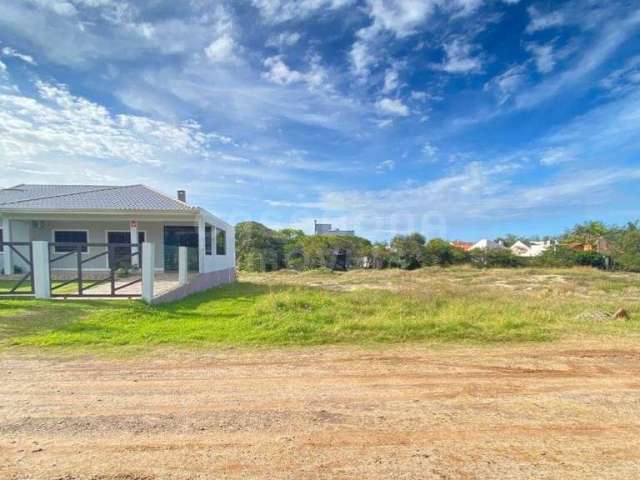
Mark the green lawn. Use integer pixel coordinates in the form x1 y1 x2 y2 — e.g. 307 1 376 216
0 278 107 295
0 279 33 294
1 268 639 351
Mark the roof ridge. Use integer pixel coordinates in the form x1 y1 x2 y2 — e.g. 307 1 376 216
137 184 195 208
0 185 127 206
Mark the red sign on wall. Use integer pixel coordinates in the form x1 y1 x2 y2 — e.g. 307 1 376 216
130 220 138 229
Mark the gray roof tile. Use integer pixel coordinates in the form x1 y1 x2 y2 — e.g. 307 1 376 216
0 184 197 212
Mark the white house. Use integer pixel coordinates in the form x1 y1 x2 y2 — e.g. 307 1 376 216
470 239 505 251
0 184 235 281
509 240 531 257
510 240 554 257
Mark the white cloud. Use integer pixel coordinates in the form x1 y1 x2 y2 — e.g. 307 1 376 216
263 56 304 85
526 5 566 33
422 142 438 159
365 0 484 38
252 0 354 23
0 80 225 166
525 43 555 74
435 38 483 74
349 27 378 79
366 0 438 38
266 31 301 47
1 46 36 65
601 55 640 94
262 55 328 90
303 86 640 236
0 1 239 67
376 159 395 172
349 0 485 79
525 41 576 74
484 64 527 104
26 0 78 16
539 147 573 166
382 67 400 93
541 88 640 163
205 34 237 63
314 160 640 233
515 9 640 109
375 97 410 116
375 118 394 128
0 76 326 195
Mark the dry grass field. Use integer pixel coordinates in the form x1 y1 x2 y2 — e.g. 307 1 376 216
2 266 639 350
1 267 640 479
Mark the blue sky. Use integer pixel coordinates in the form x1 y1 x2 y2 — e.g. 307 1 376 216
1 0 639 241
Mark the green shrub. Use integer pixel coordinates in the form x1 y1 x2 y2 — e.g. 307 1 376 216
424 238 468 266
470 249 523 268
533 246 606 269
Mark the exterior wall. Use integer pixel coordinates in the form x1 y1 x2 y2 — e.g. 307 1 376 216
326 230 355 236
200 211 236 274
28 220 167 271
470 239 504 251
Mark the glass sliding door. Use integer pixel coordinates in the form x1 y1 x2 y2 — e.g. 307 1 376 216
163 226 198 272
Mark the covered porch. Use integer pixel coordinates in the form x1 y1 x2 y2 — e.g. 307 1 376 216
1 211 233 278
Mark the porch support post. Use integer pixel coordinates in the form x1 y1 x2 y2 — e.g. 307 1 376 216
32 241 50 299
197 216 205 274
2 217 12 275
130 221 139 267
141 242 154 303
178 246 188 286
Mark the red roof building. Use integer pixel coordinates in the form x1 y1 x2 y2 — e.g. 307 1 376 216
450 240 474 251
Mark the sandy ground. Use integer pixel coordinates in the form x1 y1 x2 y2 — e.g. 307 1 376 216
2 341 640 479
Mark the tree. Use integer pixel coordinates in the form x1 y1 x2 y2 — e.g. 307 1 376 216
235 221 285 271
390 233 426 270
278 228 305 244
424 238 466 266
609 221 640 271
564 221 608 245
285 234 372 271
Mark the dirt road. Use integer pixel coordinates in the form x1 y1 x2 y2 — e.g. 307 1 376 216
2 341 640 479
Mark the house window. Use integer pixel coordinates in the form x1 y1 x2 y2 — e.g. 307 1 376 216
0 227 3 252
216 228 226 255
138 232 146 244
205 225 212 255
54 230 88 253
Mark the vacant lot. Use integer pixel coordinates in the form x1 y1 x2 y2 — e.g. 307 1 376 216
1 267 639 350
1 267 640 479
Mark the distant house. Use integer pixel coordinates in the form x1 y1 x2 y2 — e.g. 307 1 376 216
450 240 474 251
565 241 593 252
470 239 505 251
510 240 530 256
314 220 355 237
510 240 554 257
565 237 612 255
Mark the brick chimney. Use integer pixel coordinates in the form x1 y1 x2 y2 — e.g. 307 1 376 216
177 190 186 203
